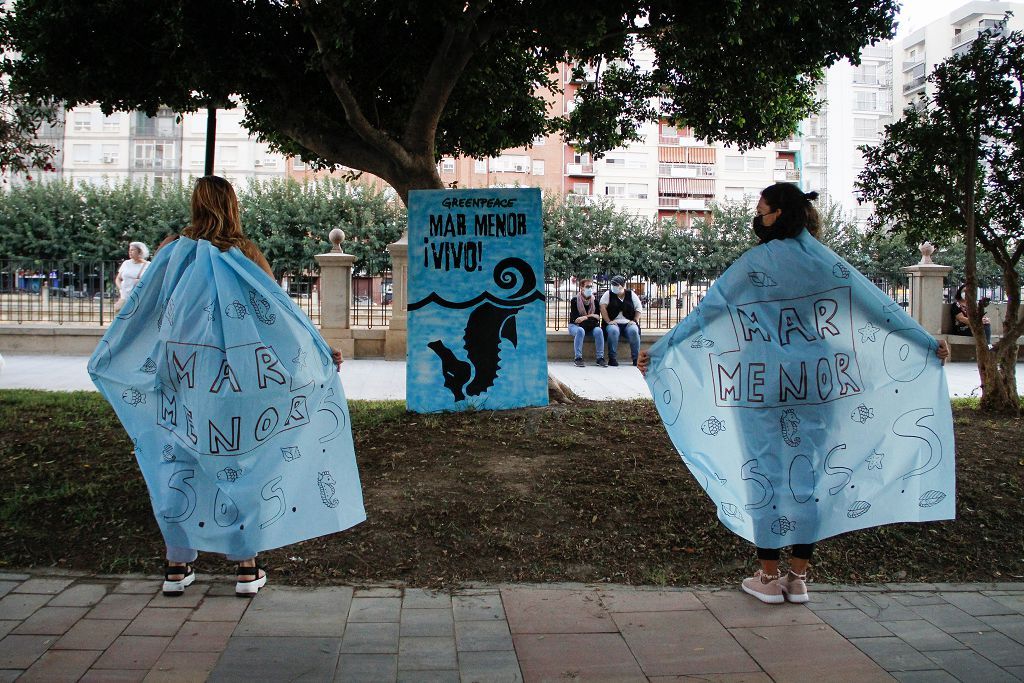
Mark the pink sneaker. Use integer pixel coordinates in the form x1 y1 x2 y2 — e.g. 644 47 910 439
741 569 784 604
778 570 809 603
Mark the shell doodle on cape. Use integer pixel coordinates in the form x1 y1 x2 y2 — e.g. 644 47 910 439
748 271 778 287
832 262 851 279
690 335 715 349
281 446 302 462
847 500 872 518
720 502 743 521
141 358 157 374
121 387 146 406
161 444 175 462
850 403 874 424
919 490 947 508
217 467 243 483
771 516 796 536
224 301 248 320
701 416 726 436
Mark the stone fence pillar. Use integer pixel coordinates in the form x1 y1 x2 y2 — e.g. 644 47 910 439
903 242 952 335
385 233 409 360
314 228 356 358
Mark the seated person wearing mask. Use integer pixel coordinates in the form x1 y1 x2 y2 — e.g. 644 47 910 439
600 275 642 367
568 278 606 367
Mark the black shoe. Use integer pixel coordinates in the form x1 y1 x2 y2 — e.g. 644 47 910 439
632 358 638 367
609 358 619 367
573 358 584 367
597 357 607 367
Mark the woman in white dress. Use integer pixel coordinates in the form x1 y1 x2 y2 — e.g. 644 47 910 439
114 242 150 311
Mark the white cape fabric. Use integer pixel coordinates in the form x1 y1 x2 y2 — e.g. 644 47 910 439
645 231 955 548
89 238 365 557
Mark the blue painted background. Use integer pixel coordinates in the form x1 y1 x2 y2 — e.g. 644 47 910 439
407 188 547 413
645 231 955 547
89 238 365 557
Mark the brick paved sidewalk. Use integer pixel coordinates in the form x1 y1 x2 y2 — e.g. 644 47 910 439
1 571 1023 682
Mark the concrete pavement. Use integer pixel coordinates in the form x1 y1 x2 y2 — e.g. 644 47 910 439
0 354 1019 401
1 570 1023 681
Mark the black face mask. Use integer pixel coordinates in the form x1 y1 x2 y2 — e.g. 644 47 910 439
752 215 773 243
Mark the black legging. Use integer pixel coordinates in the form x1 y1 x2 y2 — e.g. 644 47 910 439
757 544 815 561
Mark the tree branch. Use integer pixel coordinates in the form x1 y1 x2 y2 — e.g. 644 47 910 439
401 3 491 155
298 0 412 168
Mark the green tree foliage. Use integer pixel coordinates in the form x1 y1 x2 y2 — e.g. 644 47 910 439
240 178 405 277
0 178 402 275
857 22 1024 414
4 0 897 201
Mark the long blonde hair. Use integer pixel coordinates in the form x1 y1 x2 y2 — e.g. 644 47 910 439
182 176 246 251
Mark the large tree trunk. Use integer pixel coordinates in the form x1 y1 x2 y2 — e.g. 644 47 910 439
978 343 1021 414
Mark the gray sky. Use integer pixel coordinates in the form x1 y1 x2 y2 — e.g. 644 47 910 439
896 0 1024 36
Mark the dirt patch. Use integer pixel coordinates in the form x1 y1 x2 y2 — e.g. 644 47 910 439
1 391 1022 587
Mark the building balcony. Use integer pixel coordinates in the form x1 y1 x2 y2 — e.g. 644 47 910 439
566 193 597 207
902 75 927 94
658 135 680 146
774 169 801 182
776 139 801 151
658 163 716 178
566 163 595 176
902 58 926 72
658 197 708 210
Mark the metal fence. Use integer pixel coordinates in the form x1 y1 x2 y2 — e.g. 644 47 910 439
0 259 120 324
545 270 912 331
2 257 913 332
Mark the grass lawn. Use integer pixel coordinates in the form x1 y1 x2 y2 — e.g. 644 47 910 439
1 390 1022 587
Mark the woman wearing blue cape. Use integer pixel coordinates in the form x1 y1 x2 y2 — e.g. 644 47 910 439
89 176 366 597
639 183 954 605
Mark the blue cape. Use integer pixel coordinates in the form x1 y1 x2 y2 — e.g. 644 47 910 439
89 238 365 557
645 231 955 547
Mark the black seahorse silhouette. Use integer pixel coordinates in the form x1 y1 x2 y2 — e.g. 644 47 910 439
421 257 541 402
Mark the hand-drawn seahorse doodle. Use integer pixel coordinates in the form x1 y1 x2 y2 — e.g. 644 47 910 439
780 409 801 447
318 471 340 508
412 258 544 402
249 289 277 325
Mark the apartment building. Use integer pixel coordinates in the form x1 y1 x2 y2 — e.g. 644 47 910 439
803 43 894 224
895 1 1024 113
23 105 287 187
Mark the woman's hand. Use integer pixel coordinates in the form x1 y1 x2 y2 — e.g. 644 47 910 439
331 347 344 370
637 350 651 376
575 316 586 324
935 338 950 365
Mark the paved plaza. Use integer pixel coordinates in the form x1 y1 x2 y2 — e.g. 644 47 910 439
1 354 1019 400
1 571 1023 681
3 356 1023 680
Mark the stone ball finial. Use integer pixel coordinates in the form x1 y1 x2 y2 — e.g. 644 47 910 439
329 228 346 253
919 241 935 265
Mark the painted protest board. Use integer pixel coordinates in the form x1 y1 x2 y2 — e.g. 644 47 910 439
89 238 365 558
644 230 955 547
407 188 547 413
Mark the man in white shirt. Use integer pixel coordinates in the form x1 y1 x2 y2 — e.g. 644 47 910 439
599 275 642 366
